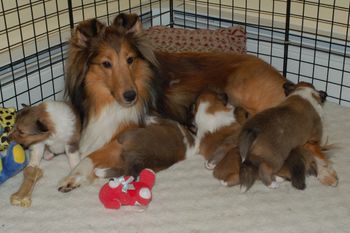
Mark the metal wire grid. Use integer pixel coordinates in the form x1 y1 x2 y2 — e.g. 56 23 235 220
0 0 349 108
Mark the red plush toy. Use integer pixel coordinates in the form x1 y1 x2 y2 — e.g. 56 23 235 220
99 169 156 209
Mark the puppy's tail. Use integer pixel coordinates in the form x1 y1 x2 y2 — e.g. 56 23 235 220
239 160 258 192
239 128 258 162
285 148 306 190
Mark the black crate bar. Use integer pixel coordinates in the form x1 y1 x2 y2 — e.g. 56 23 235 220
0 0 349 108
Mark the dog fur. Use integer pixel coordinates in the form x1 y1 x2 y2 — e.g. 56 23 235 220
9 101 81 170
60 13 337 191
192 89 243 186
93 116 193 181
239 81 327 191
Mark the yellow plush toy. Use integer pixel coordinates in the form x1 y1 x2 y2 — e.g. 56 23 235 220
0 107 16 151
0 107 27 185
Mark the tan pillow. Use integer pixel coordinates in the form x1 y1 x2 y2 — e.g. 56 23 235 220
144 26 246 54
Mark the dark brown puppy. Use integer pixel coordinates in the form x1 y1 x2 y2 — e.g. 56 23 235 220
94 116 194 179
239 81 327 191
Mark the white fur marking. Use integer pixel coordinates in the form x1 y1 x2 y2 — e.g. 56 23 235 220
194 101 235 154
268 181 280 189
79 102 140 157
169 79 180 86
275 176 285 183
94 168 109 178
145 115 159 125
289 88 324 119
177 123 196 158
220 180 228 186
205 160 216 170
44 101 78 155
28 143 45 167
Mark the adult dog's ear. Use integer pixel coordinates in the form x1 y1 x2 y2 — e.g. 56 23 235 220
283 81 296 96
113 13 142 34
74 18 105 47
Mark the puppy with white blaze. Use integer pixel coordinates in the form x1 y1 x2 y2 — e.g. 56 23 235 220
239 81 327 191
9 101 81 170
193 90 244 186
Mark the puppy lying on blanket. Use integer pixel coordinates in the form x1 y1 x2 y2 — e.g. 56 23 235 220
94 116 194 180
239 81 327 191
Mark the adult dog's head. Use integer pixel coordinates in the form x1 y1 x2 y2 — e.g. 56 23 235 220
65 13 158 126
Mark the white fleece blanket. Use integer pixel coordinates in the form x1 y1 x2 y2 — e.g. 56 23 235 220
0 102 349 233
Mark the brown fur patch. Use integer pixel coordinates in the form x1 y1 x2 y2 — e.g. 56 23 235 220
239 82 324 188
9 104 53 147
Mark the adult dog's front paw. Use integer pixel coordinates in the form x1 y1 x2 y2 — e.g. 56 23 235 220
58 175 82 193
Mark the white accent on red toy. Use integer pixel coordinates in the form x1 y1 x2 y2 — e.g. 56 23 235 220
99 169 156 209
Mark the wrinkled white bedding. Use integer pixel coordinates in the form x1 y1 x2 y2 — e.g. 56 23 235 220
0 102 349 233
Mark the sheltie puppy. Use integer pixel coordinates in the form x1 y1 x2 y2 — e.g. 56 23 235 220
192 89 243 186
239 81 327 191
60 13 337 191
192 90 317 188
94 116 194 181
8 101 81 170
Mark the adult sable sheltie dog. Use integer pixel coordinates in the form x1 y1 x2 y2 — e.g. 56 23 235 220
59 13 337 191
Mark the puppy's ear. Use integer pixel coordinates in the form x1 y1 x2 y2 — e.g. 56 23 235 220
217 93 229 106
283 81 296 96
36 120 49 133
318 90 327 103
74 18 105 47
234 107 249 125
21 103 29 108
113 13 142 34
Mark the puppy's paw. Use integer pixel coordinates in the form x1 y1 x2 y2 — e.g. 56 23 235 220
318 166 338 187
57 175 82 193
214 167 240 187
275 176 285 183
219 175 240 187
205 160 216 170
268 181 280 189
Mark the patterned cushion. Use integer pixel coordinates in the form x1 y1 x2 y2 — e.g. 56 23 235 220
144 26 246 54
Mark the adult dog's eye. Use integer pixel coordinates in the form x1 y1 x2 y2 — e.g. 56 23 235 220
127 57 134 65
102 61 112 68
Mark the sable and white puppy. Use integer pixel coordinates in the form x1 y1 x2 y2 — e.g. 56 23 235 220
193 90 246 186
9 101 81 170
239 81 327 191
95 116 194 179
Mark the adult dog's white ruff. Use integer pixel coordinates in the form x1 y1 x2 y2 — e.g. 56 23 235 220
79 102 140 157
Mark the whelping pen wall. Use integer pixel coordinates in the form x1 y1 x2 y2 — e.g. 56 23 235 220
0 0 349 110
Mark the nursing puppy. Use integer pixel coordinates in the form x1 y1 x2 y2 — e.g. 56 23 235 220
9 101 81 170
94 116 194 180
193 89 244 186
239 81 327 191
